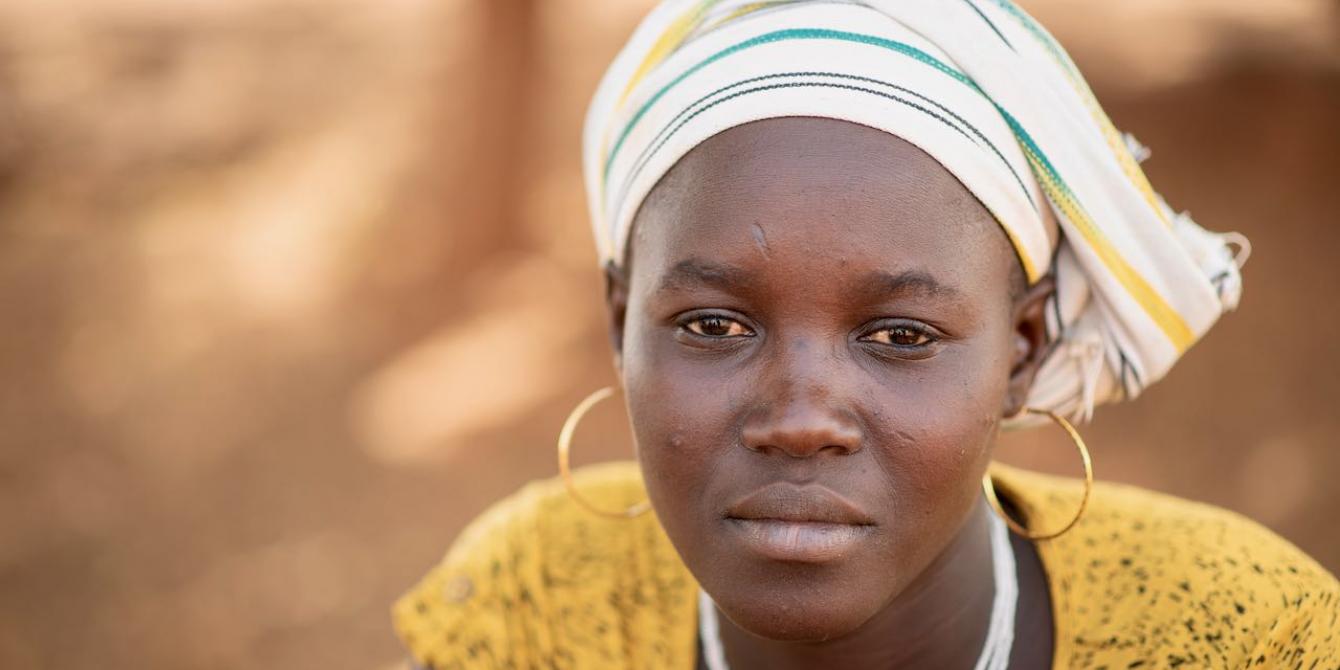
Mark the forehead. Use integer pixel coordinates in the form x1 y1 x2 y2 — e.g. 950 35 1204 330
626 117 1018 294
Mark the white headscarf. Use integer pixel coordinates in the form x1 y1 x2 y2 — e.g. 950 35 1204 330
583 0 1247 423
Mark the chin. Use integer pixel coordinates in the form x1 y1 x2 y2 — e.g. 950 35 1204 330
713 581 881 643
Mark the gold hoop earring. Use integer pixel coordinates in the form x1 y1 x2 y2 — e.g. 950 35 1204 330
982 408 1093 541
557 386 652 519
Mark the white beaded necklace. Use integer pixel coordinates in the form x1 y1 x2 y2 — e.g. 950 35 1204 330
698 511 1018 670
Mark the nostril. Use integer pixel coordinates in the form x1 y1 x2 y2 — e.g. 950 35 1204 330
741 407 863 458
817 442 856 457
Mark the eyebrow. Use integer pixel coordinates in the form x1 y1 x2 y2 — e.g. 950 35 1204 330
863 269 963 301
654 261 962 302
656 258 751 293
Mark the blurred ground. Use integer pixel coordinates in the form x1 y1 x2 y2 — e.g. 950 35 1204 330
0 1 1337 668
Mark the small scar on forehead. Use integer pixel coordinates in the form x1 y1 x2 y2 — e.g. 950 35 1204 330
750 222 771 259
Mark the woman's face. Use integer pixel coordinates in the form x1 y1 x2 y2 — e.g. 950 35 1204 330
608 117 1049 642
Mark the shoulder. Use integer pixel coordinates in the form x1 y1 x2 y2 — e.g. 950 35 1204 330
391 462 697 670
992 464 1339 668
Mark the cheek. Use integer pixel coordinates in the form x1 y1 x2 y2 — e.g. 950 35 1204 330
620 313 735 530
620 293 744 447
879 357 1004 470
866 335 1013 533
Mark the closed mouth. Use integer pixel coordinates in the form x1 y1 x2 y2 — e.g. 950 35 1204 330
724 483 875 563
725 482 875 526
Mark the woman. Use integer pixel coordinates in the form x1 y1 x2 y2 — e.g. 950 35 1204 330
394 1 1338 668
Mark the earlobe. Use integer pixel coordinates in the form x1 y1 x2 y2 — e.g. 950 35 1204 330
1004 275 1056 416
604 262 630 374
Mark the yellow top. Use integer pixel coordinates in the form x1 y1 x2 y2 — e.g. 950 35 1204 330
393 462 1339 669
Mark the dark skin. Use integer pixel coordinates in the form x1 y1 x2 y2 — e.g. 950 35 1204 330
605 118 1057 668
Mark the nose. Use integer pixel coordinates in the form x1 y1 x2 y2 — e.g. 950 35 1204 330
741 394 863 458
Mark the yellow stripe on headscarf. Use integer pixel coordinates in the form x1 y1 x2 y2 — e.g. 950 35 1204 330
615 0 723 110
703 1 777 32
992 0 1172 228
596 0 722 259
1028 153 1196 352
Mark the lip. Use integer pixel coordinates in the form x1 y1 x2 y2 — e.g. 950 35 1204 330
724 483 875 563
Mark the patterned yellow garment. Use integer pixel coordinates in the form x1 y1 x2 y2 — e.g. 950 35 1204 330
394 462 1339 669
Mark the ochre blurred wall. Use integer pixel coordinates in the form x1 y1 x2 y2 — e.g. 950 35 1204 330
0 1 1336 668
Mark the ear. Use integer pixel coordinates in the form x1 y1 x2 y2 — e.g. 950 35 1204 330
604 261 630 374
1002 275 1056 418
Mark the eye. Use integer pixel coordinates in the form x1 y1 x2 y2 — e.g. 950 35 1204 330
871 326 930 346
680 314 754 338
861 323 936 348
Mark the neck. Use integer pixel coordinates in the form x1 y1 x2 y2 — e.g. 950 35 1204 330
715 499 999 670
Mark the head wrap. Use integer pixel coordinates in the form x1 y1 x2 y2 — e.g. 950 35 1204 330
583 0 1247 423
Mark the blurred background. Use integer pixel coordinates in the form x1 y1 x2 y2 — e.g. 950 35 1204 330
0 0 1336 667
